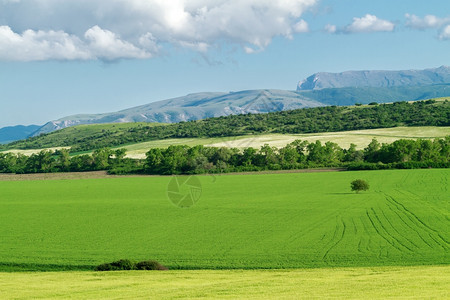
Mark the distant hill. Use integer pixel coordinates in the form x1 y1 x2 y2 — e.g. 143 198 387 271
33 90 324 136
0 125 40 144
301 84 450 106
297 66 450 90
32 84 450 136
4 99 449 152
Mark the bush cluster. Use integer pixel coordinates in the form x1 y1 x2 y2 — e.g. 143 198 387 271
94 259 167 271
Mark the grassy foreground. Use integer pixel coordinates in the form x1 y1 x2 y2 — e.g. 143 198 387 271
0 169 448 271
1 266 449 299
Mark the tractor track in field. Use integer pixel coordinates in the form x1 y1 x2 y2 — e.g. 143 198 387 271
384 201 435 249
365 209 404 253
383 193 449 249
379 207 420 250
370 207 414 253
321 215 346 261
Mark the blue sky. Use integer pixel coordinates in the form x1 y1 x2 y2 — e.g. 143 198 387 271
0 0 449 127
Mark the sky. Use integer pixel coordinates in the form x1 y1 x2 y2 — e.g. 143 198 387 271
0 0 449 128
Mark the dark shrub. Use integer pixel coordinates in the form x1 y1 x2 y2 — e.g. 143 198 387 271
95 259 167 271
136 260 168 270
94 259 136 271
351 179 370 193
95 263 114 271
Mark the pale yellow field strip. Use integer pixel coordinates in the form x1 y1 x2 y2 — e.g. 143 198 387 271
0 266 448 299
206 126 450 150
2 126 449 159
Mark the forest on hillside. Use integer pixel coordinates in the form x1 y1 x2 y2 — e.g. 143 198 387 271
2 99 449 152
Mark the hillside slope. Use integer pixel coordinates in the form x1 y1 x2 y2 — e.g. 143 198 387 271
4 99 448 152
297 66 450 90
34 90 324 136
33 84 450 136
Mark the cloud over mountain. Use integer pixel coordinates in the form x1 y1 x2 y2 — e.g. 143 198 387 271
343 14 395 33
439 25 450 40
405 14 450 30
0 0 317 61
405 14 450 41
325 14 395 34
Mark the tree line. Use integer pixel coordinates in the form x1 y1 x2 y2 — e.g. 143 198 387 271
4 99 448 152
1 137 448 175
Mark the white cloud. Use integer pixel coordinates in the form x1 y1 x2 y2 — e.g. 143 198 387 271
439 25 450 40
405 14 450 30
293 20 309 33
0 26 88 61
0 0 318 61
324 24 336 33
244 46 257 54
84 26 152 60
0 25 154 61
344 14 395 33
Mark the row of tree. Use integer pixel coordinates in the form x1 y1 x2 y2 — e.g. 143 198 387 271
0 148 141 174
143 137 450 174
1 137 448 175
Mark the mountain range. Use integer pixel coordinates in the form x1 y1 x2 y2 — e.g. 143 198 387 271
1 66 449 144
297 66 450 90
0 125 41 144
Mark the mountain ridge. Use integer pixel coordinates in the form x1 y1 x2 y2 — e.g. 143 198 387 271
297 66 450 90
33 90 324 136
3 66 449 142
33 84 450 137
0 125 41 144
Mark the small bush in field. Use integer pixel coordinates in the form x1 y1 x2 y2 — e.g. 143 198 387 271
95 259 167 271
136 260 168 270
351 179 369 193
94 259 136 271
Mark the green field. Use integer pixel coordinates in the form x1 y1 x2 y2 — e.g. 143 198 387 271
0 169 448 271
1 266 449 299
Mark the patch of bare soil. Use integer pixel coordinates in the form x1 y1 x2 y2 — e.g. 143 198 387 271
212 168 347 176
0 168 347 181
0 171 115 181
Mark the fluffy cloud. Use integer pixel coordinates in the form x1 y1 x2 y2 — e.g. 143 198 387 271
344 14 395 33
405 14 450 30
0 0 317 61
439 25 450 40
405 14 450 41
324 24 337 33
0 25 153 61
293 20 309 33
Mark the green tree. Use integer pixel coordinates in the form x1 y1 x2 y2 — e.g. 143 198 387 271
364 139 381 163
54 149 71 172
351 179 370 193
92 148 113 170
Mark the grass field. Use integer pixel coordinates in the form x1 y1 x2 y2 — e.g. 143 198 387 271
0 169 448 271
1 266 448 299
